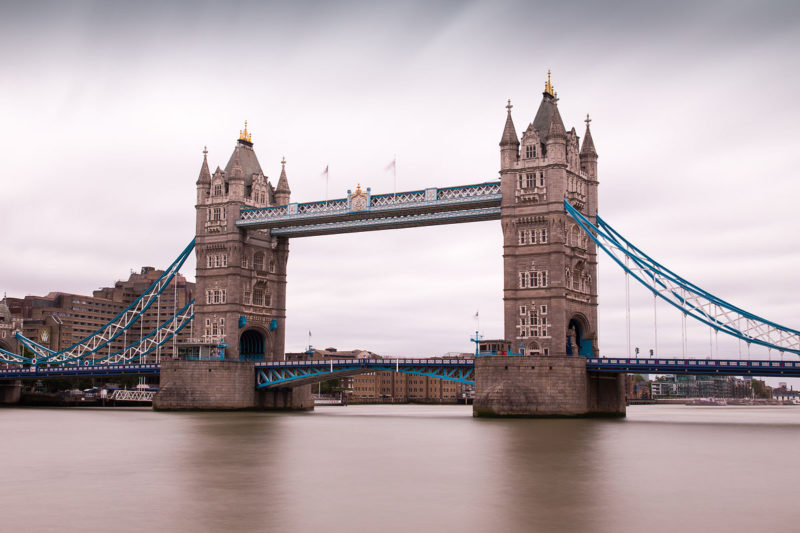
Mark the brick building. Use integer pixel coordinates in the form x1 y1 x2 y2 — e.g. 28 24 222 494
288 347 467 402
5 267 193 360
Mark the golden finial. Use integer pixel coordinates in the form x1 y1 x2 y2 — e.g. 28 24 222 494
238 120 252 143
544 69 555 97
355 183 362 194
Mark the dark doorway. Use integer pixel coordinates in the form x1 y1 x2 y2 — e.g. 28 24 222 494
239 329 265 361
567 318 593 357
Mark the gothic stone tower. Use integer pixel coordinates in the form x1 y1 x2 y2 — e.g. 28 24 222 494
194 123 290 362
474 74 623 417
499 74 599 358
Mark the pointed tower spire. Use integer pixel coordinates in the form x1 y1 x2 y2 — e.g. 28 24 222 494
580 113 598 179
230 146 244 180
275 156 291 206
547 104 567 139
500 99 520 148
196 146 211 185
580 114 597 156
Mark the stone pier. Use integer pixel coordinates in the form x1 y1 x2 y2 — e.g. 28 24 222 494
0 380 22 405
473 356 625 417
153 360 312 411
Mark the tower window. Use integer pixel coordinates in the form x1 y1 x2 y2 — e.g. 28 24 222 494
525 145 533 159
540 229 548 243
254 253 265 272
214 184 222 196
526 173 535 188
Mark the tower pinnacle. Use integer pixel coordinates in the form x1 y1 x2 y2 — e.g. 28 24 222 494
238 120 252 145
275 156 291 206
544 69 555 97
196 145 211 184
500 99 520 148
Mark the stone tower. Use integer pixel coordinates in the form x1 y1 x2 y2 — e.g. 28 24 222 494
194 122 289 361
499 73 599 358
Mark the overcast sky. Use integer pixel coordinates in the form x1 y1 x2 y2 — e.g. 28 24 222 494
2 1 799 372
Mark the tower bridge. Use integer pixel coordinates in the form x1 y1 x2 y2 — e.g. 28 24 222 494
3 74 799 415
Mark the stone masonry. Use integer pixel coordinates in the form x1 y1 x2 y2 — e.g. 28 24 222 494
499 74 599 358
194 124 290 361
473 74 625 417
153 359 313 410
474 356 624 417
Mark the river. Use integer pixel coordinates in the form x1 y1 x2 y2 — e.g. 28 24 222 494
1 405 798 532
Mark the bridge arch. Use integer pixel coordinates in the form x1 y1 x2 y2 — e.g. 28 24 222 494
239 328 267 361
567 313 594 357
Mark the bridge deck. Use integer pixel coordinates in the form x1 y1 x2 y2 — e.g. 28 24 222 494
1 358 798 385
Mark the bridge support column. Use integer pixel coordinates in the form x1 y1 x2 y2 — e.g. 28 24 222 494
256 386 313 410
473 356 625 417
0 380 22 404
153 360 313 411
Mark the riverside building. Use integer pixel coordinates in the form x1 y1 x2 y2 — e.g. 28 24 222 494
5 268 193 359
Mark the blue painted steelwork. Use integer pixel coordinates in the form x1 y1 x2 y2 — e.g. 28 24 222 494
564 200 800 356
254 358 476 389
586 358 800 377
0 346 33 365
15 240 196 364
90 301 194 365
269 207 501 238
0 363 161 380
237 181 501 236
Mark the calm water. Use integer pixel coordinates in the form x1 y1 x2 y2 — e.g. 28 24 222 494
1 405 798 532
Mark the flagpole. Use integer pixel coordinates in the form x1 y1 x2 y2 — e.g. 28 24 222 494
393 154 397 196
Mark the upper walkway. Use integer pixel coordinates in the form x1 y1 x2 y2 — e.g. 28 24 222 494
236 181 501 237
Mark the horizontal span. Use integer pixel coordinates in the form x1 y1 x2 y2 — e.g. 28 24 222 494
3 358 797 382
237 181 502 234
268 207 501 237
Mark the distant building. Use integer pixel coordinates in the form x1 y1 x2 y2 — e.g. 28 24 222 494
5 267 193 360
291 347 469 403
650 374 753 399
771 385 800 403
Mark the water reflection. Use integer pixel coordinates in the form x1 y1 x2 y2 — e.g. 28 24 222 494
0 405 798 533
